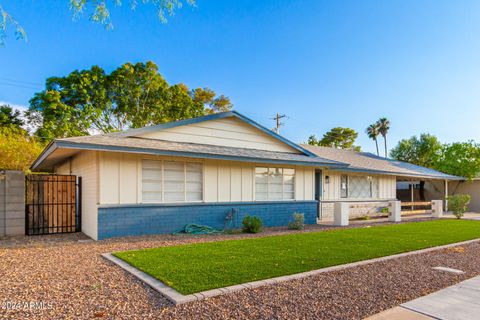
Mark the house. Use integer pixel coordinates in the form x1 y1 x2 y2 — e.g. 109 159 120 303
299 146 462 219
31 111 461 240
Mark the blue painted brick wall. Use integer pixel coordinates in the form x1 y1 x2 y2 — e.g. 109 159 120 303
97 201 317 240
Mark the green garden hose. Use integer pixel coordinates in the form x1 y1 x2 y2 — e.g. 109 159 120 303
173 223 223 235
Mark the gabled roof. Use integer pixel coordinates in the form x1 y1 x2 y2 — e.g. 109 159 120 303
31 112 348 170
116 111 318 157
302 145 463 180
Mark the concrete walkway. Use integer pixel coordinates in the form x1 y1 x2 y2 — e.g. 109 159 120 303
366 276 480 320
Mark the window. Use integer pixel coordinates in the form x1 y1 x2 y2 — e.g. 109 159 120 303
255 167 295 201
142 160 163 202
142 160 203 203
340 175 348 198
340 175 379 199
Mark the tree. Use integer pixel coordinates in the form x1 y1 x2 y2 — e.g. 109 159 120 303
0 104 24 130
27 61 232 142
0 127 44 171
435 142 480 180
377 117 390 157
365 123 380 156
0 1 194 45
308 127 361 151
390 133 442 169
390 133 443 201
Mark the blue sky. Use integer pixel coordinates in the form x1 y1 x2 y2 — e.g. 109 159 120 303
1 0 480 153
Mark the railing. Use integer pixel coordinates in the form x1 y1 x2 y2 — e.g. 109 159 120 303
400 201 432 215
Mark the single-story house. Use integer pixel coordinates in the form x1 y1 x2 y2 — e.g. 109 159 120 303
31 111 461 240
299 145 462 219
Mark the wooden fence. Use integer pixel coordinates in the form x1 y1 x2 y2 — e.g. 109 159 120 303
401 201 432 215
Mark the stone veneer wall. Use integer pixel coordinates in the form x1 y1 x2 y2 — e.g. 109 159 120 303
320 201 391 221
98 200 317 240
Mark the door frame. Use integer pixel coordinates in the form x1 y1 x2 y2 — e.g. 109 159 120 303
314 169 323 219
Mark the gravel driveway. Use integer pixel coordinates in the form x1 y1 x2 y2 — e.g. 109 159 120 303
1 223 479 320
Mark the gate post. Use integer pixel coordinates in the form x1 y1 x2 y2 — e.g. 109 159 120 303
431 200 443 218
77 177 82 232
389 201 401 222
334 202 349 226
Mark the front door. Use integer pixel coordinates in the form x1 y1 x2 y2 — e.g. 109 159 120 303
314 170 323 219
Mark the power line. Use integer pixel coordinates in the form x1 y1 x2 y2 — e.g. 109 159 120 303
271 113 287 134
0 76 42 86
0 76 43 91
0 81 42 91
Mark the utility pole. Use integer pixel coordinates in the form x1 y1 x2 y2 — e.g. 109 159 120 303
271 113 287 134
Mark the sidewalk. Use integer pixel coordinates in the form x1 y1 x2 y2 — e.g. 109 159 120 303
366 276 480 320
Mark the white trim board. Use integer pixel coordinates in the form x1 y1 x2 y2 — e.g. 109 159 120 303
102 238 480 305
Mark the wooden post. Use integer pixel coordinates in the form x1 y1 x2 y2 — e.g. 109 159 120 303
445 179 449 212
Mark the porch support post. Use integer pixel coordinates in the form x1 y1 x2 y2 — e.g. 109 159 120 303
410 179 414 210
445 179 449 212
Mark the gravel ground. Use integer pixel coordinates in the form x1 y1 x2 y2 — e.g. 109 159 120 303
1 221 478 320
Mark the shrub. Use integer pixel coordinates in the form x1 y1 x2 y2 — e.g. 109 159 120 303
242 215 263 233
380 207 389 214
288 213 305 230
447 194 471 219
358 215 371 220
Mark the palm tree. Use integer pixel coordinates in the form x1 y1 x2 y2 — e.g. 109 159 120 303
366 124 380 156
377 117 390 158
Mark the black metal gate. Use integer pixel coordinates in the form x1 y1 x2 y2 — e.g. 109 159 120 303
25 175 82 235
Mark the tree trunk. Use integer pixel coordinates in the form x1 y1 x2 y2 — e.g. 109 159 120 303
374 139 379 156
384 136 388 158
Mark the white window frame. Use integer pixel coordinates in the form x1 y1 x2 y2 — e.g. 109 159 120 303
141 159 204 204
340 174 379 199
254 167 295 201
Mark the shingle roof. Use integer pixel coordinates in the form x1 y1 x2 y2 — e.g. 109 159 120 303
301 145 462 180
43 134 347 167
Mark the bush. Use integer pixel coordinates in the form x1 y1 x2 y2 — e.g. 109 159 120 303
242 215 263 233
288 213 305 230
380 207 389 214
447 194 471 219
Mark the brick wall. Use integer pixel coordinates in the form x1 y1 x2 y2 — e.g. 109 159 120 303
97 201 317 240
0 171 25 237
320 201 390 221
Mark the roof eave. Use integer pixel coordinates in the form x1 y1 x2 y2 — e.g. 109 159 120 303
330 166 464 180
30 140 58 170
51 141 348 168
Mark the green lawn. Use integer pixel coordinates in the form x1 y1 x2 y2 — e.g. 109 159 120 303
113 220 480 295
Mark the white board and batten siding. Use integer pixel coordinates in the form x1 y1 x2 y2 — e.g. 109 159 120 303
97 152 316 205
138 117 300 154
54 151 99 240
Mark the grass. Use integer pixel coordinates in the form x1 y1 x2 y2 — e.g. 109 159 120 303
113 220 480 295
